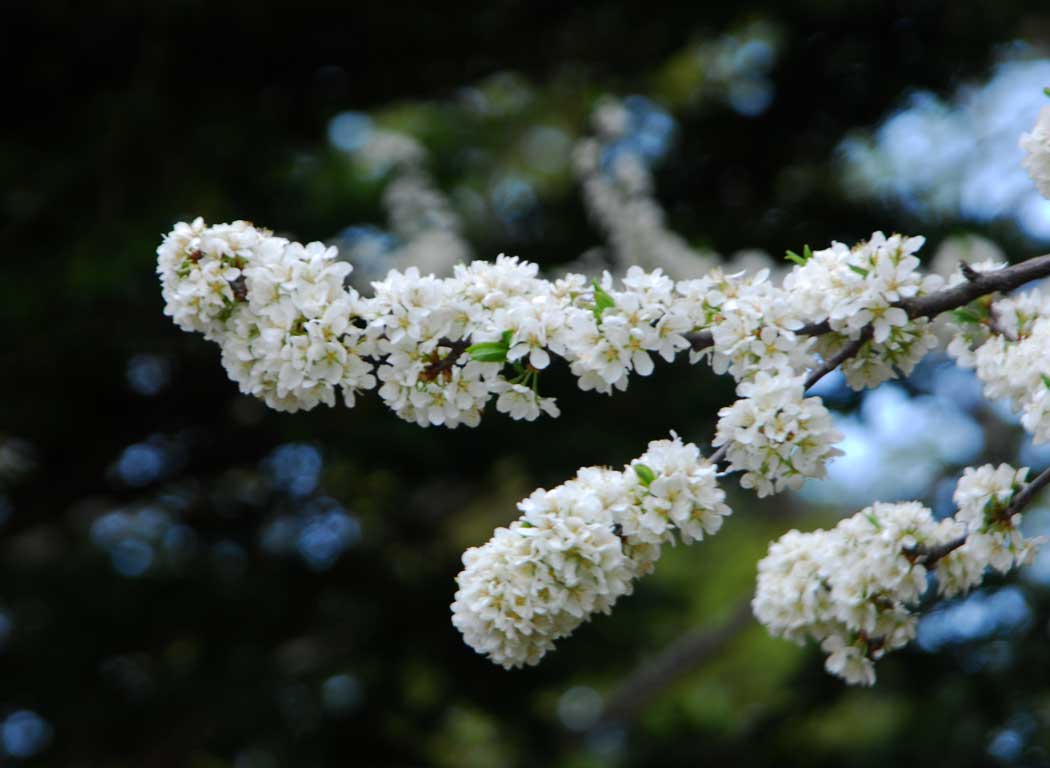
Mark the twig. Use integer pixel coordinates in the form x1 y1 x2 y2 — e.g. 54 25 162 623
802 327 871 390
905 465 1050 567
594 599 753 727
418 338 470 381
1006 465 1050 518
685 253 1050 352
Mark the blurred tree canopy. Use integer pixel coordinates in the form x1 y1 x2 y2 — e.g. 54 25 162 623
5 1 1050 766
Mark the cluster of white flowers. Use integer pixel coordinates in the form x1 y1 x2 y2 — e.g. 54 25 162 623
754 462 1040 685
161 218 956 426
451 434 730 668
714 372 843 497
938 463 1036 590
686 267 813 381
948 288 1050 443
783 232 942 389
1020 104 1050 200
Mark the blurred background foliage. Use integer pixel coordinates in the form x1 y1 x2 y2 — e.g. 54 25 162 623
5 1 1050 765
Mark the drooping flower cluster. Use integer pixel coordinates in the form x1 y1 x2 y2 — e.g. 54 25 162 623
783 232 943 389
947 288 1050 444
754 463 1040 685
1020 104 1050 200
451 435 730 668
756 502 961 686
713 372 843 497
937 463 1035 592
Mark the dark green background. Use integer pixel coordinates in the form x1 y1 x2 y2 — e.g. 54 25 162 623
4 2 1050 765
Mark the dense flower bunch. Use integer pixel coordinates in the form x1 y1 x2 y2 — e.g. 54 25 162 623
1020 105 1050 199
714 372 843 497
451 435 730 668
754 463 1038 685
783 232 942 389
948 287 1050 443
941 463 1036 583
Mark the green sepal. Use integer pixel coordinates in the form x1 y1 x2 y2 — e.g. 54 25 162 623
951 307 983 325
467 342 509 363
591 279 616 320
785 244 813 266
848 264 870 278
633 463 656 486
1042 374 1050 390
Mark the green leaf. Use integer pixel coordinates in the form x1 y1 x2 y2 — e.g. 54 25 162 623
500 330 513 346
466 341 509 363
591 279 616 320
785 245 814 266
848 264 870 278
1043 374 1050 390
633 463 656 486
864 511 882 529
951 307 982 325
1044 86 1050 98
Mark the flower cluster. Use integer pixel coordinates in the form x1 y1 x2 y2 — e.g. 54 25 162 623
754 501 963 685
713 372 843 497
754 462 1039 685
451 435 730 668
948 288 1050 443
160 219 952 426
693 268 812 381
937 463 1035 592
1020 105 1050 200
783 232 942 389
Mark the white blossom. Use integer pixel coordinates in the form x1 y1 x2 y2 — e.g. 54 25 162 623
713 372 843 497
754 501 964 685
451 435 729 668
948 289 1050 443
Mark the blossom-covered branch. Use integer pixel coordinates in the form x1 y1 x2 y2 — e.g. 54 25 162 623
754 462 1045 685
155 98 1050 685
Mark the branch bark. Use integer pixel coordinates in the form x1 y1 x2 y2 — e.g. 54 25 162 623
594 599 753 727
905 465 1050 567
686 253 1050 352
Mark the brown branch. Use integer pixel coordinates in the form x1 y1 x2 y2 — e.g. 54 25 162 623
803 327 872 390
418 338 470 381
594 599 753 727
905 465 1050 567
685 253 1050 353
905 535 967 567
1006 465 1050 518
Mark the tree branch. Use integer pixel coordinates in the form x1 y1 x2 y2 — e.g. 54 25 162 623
419 338 471 381
594 599 753 727
1006 465 1050 518
686 253 1050 352
905 464 1050 567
